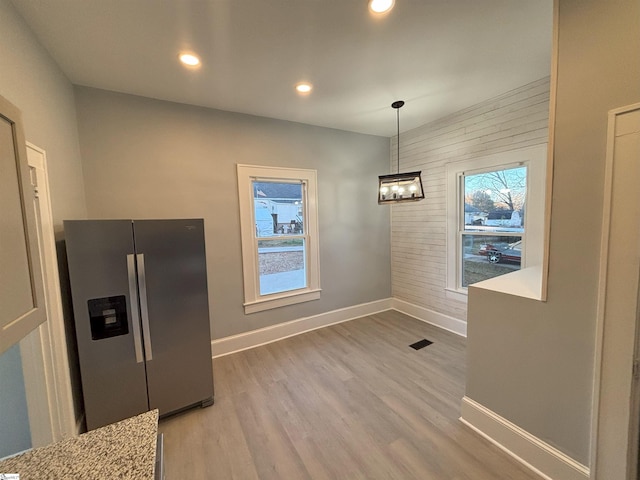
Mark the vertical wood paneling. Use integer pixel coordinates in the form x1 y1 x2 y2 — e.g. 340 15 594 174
390 77 550 322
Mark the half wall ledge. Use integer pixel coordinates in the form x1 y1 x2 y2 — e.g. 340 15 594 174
469 265 544 301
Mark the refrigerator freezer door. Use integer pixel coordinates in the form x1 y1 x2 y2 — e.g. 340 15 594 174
64 220 150 430
133 219 214 415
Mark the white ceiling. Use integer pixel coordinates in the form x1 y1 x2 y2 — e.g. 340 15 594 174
11 0 552 137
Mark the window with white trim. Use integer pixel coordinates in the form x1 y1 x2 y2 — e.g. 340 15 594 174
237 164 321 314
446 145 546 301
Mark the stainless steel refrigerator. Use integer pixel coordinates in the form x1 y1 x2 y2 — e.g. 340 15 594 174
64 219 214 431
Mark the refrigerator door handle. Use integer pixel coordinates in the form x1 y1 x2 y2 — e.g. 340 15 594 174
136 253 154 361
126 254 144 363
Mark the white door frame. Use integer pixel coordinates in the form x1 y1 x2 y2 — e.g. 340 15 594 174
591 102 640 479
19 142 76 446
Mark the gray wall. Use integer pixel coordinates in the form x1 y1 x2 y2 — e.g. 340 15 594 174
0 0 87 455
467 0 640 464
73 87 391 339
0 0 86 230
0 345 31 458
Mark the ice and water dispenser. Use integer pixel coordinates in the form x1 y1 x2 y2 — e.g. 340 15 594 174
88 295 129 340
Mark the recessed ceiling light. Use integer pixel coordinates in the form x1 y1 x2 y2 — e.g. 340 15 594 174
369 0 394 14
295 83 313 94
179 53 200 67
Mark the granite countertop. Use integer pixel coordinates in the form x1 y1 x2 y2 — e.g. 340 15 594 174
0 410 158 480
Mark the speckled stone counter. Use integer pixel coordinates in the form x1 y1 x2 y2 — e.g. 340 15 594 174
0 410 158 480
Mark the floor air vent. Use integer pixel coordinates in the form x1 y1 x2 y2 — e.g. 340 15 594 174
409 339 433 350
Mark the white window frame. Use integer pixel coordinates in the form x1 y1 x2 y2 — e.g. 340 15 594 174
445 144 547 302
237 164 321 314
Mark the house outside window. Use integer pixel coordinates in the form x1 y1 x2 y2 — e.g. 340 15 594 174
237 164 320 314
446 145 546 302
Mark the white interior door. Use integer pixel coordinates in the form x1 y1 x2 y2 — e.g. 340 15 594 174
19 143 76 446
593 103 640 479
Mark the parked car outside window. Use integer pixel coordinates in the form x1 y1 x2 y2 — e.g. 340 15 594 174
478 240 522 264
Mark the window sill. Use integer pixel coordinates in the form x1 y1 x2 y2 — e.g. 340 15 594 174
468 265 544 301
243 288 321 314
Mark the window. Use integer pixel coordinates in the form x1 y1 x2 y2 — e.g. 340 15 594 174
460 165 527 287
446 145 546 301
237 165 320 314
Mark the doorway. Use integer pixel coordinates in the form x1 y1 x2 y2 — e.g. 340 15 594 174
19 143 76 446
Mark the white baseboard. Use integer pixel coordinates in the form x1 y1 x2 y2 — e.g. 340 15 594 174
392 298 467 337
460 396 589 480
211 298 393 357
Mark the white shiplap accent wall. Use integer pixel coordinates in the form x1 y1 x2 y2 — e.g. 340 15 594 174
391 77 551 324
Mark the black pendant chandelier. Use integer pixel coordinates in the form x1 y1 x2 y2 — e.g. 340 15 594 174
378 101 424 204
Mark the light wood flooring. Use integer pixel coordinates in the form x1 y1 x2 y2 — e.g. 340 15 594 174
158 310 540 479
